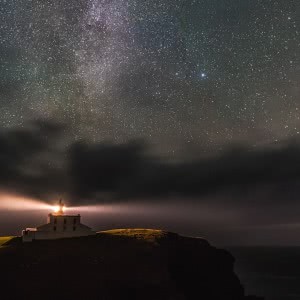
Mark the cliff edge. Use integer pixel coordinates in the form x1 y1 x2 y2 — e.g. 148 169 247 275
0 229 263 300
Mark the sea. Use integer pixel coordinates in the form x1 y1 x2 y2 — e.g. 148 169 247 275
228 247 300 300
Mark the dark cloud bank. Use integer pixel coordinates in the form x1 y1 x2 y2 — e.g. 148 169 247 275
1 120 300 206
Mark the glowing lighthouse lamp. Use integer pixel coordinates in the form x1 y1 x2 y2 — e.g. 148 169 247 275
53 199 65 215
22 199 95 242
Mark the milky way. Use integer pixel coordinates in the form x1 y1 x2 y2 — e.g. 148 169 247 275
0 0 299 154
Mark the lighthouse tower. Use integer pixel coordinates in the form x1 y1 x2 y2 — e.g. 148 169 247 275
22 200 95 242
55 199 65 215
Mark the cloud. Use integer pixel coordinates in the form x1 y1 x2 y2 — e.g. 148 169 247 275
0 121 300 205
0 120 66 199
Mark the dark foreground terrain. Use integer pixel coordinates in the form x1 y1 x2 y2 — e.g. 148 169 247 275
0 229 263 300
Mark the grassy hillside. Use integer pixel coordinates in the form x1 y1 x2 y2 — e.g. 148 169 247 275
0 236 15 247
100 228 168 242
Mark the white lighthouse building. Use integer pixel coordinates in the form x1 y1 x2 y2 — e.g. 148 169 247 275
22 200 96 242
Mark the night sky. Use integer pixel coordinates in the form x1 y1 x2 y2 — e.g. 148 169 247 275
0 0 299 245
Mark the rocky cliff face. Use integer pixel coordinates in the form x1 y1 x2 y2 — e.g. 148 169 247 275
0 229 263 300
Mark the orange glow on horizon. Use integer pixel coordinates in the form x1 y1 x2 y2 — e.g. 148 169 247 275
0 192 66 212
0 193 53 211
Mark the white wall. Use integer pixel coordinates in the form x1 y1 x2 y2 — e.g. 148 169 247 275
22 214 96 242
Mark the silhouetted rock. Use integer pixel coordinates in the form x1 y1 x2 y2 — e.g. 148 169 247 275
0 229 263 299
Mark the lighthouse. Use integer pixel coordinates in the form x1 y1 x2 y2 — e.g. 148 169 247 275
22 200 96 242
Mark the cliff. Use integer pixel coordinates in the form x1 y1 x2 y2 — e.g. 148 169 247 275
0 229 263 300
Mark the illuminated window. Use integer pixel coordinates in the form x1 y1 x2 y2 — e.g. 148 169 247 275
53 226 56 231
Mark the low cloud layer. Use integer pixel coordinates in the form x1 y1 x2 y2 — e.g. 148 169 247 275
1 121 300 205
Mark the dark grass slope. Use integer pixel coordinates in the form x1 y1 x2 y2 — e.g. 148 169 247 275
0 229 263 300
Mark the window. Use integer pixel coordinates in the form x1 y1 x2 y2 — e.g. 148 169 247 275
54 218 57 224
53 226 56 231
64 218 67 224
73 226 76 231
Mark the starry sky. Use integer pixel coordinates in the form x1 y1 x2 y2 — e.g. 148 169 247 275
0 0 299 153
0 0 300 244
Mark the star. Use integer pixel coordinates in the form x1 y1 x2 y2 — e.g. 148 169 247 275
0 0 297 151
